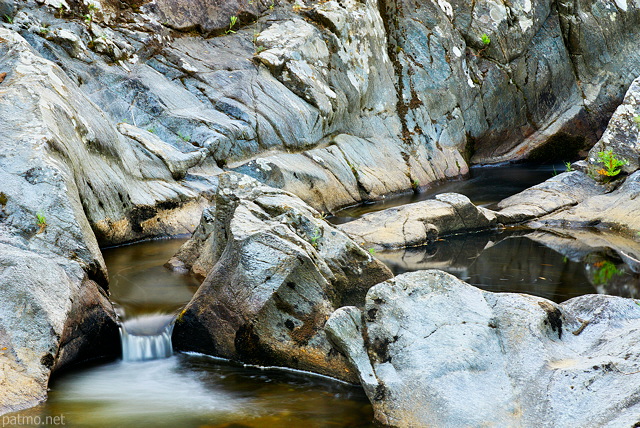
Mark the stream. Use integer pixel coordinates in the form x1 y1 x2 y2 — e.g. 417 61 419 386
10 240 373 428
6 163 640 427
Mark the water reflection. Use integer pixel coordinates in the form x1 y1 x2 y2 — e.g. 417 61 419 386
375 230 640 303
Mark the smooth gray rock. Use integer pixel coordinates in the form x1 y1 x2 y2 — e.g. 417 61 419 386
172 173 392 381
534 171 640 234
0 28 213 245
329 270 640 427
496 171 607 224
339 193 497 249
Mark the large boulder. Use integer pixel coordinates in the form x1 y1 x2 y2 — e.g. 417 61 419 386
171 172 392 381
532 171 640 236
327 270 640 427
0 27 213 246
385 0 640 165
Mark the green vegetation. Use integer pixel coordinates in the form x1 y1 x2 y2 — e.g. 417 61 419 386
368 247 376 256
633 115 640 129
3 14 13 24
310 228 321 248
564 161 573 172
147 127 157 134
36 211 47 233
481 33 491 46
225 16 238 34
177 131 191 142
596 149 628 178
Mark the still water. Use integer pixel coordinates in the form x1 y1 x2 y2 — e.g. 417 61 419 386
8 239 373 428
375 231 599 303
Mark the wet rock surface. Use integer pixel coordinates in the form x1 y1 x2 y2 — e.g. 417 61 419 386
172 173 392 381
327 270 640 427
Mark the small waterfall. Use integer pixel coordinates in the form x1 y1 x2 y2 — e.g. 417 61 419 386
120 314 175 362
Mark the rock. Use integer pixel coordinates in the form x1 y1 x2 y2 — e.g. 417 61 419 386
233 134 468 213
0 244 119 415
0 27 159 414
535 171 640 235
146 0 277 36
338 193 497 249
328 270 640 427
385 0 591 165
172 172 392 381
52 278 121 373
496 171 607 224
0 28 212 246
587 75 640 174
0 0 15 20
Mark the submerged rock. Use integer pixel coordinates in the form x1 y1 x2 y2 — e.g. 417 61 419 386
172 172 392 381
327 270 640 427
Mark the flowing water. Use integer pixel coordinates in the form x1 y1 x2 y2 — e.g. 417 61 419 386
6 239 373 428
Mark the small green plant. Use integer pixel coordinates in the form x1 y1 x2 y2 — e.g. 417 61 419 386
411 179 420 191
310 228 321 248
3 14 13 24
368 247 376 256
564 161 573 172
36 211 47 233
596 149 628 178
83 3 97 30
225 15 238 34
633 115 640 129
481 33 491 46
147 127 157 134
177 131 191 142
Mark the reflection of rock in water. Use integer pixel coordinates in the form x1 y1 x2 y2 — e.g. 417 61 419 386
376 231 596 302
527 229 640 298
584 257 640 298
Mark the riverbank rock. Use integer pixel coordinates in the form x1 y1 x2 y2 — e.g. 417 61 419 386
0 27 133 414
495 170 608 224
587 75 640 174
172 172 392 381
338 193 497 249
326 270 640 427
